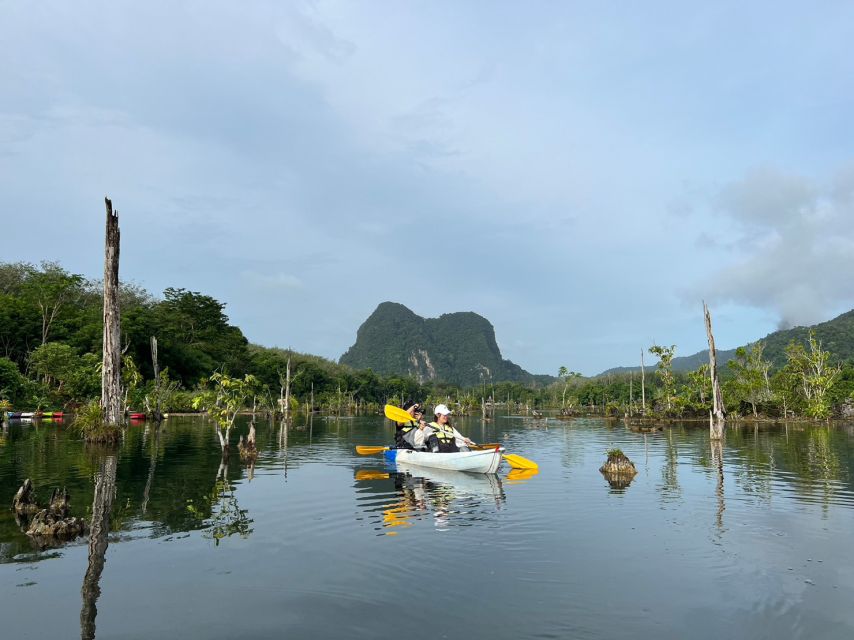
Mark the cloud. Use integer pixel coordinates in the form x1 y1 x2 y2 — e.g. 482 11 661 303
697 166 854 327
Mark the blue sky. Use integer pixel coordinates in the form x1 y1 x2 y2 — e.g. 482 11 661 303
2 1 853 375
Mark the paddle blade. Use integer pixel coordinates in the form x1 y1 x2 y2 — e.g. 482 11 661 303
384 404 414 423
503 453 539 470
355 445 389 455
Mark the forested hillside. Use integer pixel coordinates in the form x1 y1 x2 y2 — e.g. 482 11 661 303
0 262 545 411
598 309 854 376
339 302 551 387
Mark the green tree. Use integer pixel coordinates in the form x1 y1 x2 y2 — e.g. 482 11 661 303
192 372 259 452
683 364 712 412
727 342 772 417
0 356 28 404
649 344 677 411
784 331 840 418
20 261 86 345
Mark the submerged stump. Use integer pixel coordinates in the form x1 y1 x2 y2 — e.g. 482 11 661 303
599 449 638 490
14 482 87 543
12 479 40 515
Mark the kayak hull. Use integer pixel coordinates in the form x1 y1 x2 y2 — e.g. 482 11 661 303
384 448 503 474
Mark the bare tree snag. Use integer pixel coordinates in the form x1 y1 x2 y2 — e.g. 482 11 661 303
704 301 726 439
150 336 162 422
640 349 646 415
101 198 122 425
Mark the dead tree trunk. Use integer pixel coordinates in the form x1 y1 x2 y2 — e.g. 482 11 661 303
704 301 726 439
284 357 291 420
640 349 646 415
101 198 122 425
150 336 162 422
80 455 117 640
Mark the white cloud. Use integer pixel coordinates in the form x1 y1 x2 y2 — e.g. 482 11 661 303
698 166 854 327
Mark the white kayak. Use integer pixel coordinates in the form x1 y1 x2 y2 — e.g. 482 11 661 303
385 447 504 474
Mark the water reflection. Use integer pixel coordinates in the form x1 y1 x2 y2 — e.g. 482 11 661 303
354 468 506 534
79 454 117 640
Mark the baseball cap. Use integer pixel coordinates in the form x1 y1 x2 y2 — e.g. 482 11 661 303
434 404 452 416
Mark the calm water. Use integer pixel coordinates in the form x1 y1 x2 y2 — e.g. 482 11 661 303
2 414 854 639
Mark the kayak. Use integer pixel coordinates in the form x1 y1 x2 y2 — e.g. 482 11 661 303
384 447 504 474
129 412 146 419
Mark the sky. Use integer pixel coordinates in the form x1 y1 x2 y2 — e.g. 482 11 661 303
2 1 853 376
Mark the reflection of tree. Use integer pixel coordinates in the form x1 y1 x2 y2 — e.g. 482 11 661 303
710 439 725 535
80 455 118 640
659 429 682 501
141 424 161 515
205 458 253 544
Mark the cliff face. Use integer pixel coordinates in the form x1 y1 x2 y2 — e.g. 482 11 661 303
339 302 546 386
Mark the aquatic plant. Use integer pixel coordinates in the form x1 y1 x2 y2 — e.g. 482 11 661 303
72 401 121 443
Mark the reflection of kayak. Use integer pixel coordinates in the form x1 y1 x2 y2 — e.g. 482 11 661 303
384 447 503 474
401 465 505 499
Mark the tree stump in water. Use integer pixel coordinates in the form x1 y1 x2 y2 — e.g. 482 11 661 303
12 479 40 515
599 450 637 490
19 484 87 542
238 422 257 460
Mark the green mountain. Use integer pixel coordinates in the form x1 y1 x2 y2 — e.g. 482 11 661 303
339 302 550 387
597 308 854 376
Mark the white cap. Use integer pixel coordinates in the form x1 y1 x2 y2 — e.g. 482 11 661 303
434 404 452 416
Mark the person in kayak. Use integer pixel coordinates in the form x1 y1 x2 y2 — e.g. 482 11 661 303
425 404 475 453
394 400 427 450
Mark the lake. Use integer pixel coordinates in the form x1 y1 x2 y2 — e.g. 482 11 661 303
2 414 854 639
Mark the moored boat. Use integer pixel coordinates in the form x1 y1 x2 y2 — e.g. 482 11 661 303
384 447 504 474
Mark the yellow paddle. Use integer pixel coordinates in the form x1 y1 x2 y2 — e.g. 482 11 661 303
384 404 417 423
356 445 390 455
384 404 539 470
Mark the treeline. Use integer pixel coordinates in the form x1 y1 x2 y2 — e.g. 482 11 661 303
2 261 852 419
0 261 547 413
550 339 854 420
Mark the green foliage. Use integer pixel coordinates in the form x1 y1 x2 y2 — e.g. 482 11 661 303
192 372 259 432
0 357 28 404
727 343 773 417
649 344 677 412
677 364 712 414
784 331 840 418
72 400 121 443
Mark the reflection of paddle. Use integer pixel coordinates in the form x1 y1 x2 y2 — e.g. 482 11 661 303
355 469 390 480
384 404 539 470
506 468 539 481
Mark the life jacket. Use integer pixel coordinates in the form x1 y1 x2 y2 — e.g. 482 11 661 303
395 420 418 449
428 421 456 444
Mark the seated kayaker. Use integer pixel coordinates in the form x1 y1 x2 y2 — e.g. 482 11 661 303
394 400 426 450
424 404 475 453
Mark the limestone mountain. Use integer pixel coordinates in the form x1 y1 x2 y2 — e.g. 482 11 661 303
339 302 549 387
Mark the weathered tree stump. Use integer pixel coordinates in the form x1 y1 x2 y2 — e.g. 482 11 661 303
13 479 40 514
14 481 87 541
600 450 637 490
238 422 258 461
